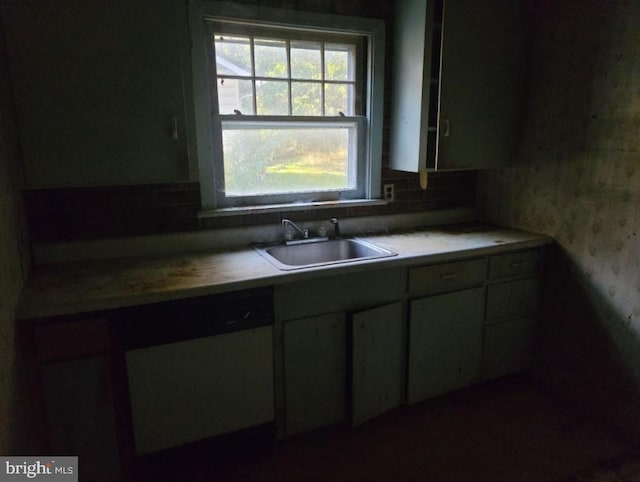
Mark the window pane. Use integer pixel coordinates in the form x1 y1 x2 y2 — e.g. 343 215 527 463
292 82 321 116
291 41 321 80
217 78 255 115
325 43 355 81
256 80 288 115
222 125 355 196
325 83 354 116
254 38 288 78
214 35 252 76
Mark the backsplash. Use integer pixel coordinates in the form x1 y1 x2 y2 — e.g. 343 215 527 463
479 0 640 442
24 170 477 243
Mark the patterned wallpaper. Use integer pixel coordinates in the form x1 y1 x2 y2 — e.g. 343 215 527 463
479 0 640 442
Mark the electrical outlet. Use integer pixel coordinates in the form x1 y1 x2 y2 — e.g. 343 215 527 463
383 183 395 202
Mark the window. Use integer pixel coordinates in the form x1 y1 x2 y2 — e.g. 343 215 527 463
190 2 385 210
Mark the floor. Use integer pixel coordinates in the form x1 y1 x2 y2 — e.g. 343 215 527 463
134 375 640 482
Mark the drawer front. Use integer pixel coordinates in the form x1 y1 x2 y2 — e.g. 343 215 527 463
276 267 405 321
489 249 540 280
485 278 539 321
35 317 111 362
408 258 487 296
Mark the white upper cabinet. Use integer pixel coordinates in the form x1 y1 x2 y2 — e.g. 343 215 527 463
390 0 529 172
2 1 191 187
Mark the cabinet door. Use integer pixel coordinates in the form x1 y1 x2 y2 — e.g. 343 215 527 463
284 313 347 436
483 317 535 379
352 302 405 427
3 1 189 186
408 287 484 403
437 0 528 169
41 357 121 482
485 278 539 321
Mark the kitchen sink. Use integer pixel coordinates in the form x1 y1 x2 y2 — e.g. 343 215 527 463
255 238 397 270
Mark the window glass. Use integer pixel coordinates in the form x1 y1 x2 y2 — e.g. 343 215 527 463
215 36 252 75
221 123 356 196
292 82 322 116
254 38 288 78
256 80 289 115
324 43 355 81
325 83 354 116
291 41 322 80
217 78 254 115
192 9 384 209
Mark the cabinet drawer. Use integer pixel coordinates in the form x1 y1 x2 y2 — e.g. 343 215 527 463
276 268 405 320
489 249 540 280
485 278 539 321
35 317 111 362
408 258 486 296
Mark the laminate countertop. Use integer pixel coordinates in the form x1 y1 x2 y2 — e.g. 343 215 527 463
17 224 552 321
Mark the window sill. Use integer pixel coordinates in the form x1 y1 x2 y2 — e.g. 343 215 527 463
198 199 388 218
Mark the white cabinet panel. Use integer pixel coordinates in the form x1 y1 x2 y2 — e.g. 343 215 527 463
390 0 528 172
486 278 539 321
408 287 484 403
352 302 405 426
126 327 274 454
483 317 535 380
276 268 405 321
284 313 347 436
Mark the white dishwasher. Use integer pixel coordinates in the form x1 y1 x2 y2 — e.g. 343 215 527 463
118 289 274 455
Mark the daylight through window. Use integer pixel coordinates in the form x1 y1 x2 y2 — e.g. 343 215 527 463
191 5 385 209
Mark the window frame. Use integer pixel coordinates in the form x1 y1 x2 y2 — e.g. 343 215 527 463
190 1 385 211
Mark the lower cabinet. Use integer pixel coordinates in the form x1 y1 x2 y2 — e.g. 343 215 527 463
41 357 121 482
352 301 405 427
36 318 122 482
34 245 545 460
282 301 406 435
277 268 406 436
482 316 536 379
483 250 541 380
408 287 485 403
284 313 347 436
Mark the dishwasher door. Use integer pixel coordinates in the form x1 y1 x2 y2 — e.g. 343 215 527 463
119 289 274 455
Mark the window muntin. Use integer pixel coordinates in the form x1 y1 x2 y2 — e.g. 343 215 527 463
209 25 365 205
190 4 384 210
212 31 359 117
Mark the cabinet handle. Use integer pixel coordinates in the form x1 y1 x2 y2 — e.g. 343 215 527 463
510 261 524 268
171 116 179 140
443 119 450 137
440 273 458 280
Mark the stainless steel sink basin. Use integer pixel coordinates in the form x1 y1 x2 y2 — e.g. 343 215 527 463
255 238 397 270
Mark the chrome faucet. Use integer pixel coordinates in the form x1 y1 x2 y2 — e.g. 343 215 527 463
330 218 341 238
282 218 309 240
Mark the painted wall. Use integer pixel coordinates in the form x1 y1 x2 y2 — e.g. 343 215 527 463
480 0 640 442
0 18 36 453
